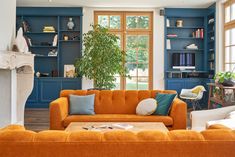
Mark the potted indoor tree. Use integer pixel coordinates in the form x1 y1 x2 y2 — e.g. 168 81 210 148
75 24 126 90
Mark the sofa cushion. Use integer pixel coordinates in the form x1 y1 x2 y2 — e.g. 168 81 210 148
60 90 177 114
69 94 95 115
63 114 173 127
136 98 157 115
153 93 177 116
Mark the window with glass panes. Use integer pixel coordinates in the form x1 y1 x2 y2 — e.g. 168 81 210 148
94 11 153 90
224 0 235 71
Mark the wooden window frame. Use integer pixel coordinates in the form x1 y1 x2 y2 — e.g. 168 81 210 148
224 0 235 71
94 11 153 90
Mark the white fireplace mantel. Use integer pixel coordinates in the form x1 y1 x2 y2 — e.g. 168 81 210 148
0 51 34 127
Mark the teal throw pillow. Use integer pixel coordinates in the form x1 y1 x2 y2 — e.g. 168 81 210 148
153 93 177 116
69 94 95 115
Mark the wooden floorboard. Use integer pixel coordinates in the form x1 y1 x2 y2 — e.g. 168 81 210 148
24 108 49 132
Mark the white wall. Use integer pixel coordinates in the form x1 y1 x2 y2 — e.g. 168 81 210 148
82 7 165 90
0 0 16 51
216 0 225 72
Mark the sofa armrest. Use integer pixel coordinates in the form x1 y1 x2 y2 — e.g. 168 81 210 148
190 106 235 131
50 97 69 130
169 98 187 130
0 125 25 132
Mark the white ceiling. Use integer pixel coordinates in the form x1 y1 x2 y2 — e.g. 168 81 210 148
17 0 218 8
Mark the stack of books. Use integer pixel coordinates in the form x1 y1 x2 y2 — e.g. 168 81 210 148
43 26 56 32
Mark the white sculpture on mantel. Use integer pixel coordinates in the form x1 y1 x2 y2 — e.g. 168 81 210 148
13 27 31 54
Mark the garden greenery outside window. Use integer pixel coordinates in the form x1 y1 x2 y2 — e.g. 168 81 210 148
224 0 235 71
94 11 153 90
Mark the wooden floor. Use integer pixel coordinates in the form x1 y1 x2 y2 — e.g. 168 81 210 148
24 108 191 132
24 108 49 132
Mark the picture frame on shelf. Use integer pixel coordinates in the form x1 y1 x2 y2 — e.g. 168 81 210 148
64 64 76 78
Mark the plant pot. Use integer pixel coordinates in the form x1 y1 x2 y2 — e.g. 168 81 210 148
221 79 235 86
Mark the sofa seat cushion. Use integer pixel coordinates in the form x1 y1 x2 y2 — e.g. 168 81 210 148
63 114 173 127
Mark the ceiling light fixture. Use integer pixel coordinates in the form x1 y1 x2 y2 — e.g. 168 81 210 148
48 0 52 2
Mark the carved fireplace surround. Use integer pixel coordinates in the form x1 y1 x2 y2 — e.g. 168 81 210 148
0 51 34 127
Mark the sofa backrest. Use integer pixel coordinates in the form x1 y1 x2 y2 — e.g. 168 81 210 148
60 90 177 114
0 128 235 157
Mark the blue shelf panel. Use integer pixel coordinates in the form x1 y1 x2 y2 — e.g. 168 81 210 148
167 49 204 51
167 37 204 40
25 32 57 34
60 30 80 32
35 56 58 58
166 70 208 73
167 26 204 29
59 40 80 42
30 46 58 48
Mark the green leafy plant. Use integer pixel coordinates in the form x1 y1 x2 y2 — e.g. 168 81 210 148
75 24 126 89
214 71 235 83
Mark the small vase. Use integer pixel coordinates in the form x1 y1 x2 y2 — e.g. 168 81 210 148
67 18 75 30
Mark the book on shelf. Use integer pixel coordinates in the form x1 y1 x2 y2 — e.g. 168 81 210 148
167 34 178 38
43 26 56 33
166 39 171 49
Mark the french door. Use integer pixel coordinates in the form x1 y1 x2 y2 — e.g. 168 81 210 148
94 11 153 90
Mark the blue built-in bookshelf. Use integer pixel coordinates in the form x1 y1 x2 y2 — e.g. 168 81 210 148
207 4 216 79
164 5 216 108
16 7 83 108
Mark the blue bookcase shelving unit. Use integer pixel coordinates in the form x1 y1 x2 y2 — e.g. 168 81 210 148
16 7 83 108
164 4 216 108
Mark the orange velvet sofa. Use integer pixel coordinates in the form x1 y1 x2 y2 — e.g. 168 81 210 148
0 125 235 157
50 90 187 130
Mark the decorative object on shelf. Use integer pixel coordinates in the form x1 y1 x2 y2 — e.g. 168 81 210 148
43 26 56 32
48 49 58 56
214 71 235 87
51 70 58 77
67 17 75 30
208 18 214 24
52 35 58 46
64 64 76 78
75 24 127 89
186 44 198 50
166 39 171 49
40 73 49 77
167 34 177 38
21 20 30 32
166 19 170 27
41 42 51 46
36 72 40 78
71 35 79 41
192 29 204 38
63 35 69 41
13 27 30 54
176 19 183 27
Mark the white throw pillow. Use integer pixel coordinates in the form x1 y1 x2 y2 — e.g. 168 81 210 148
225 111 235 119
136 98 157 116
